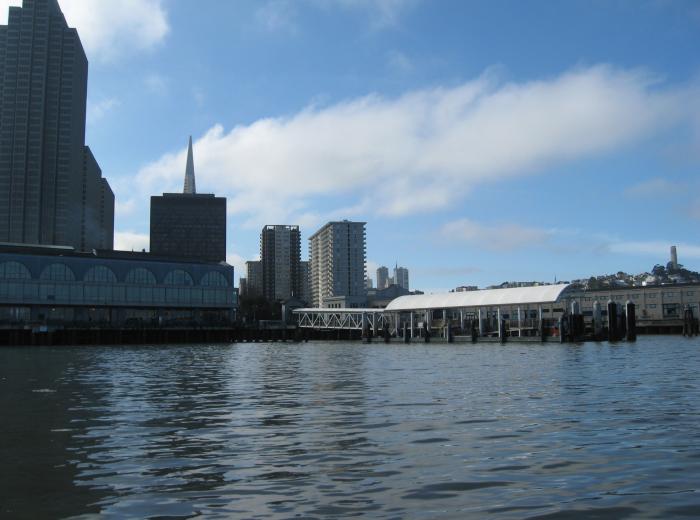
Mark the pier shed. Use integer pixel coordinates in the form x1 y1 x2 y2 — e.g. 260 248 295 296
384 284 575 339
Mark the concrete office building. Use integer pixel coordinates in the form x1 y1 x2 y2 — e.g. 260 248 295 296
0 243 235 327
394 265 409 291
0 0 113 250
309 220 366 308
150 137 226 262
245 260 262 297
261 225 301 301
376 266 389 290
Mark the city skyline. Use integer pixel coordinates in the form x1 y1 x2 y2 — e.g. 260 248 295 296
3 1 698 291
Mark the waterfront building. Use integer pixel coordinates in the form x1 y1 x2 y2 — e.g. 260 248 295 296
0 243 235 326
393 265 409 291
245 260 262 297
376 266 389 290
0 0 114 250
309 220 366 308
150 137 226 262
260 225 301 301
238 277 248 297
571 284 700 322
455 285 478 292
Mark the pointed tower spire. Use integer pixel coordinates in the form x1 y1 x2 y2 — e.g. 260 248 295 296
183 136 196 194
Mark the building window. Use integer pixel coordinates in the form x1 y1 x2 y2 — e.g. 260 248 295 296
0 261 31 280
647 304 657 309
663 303 680 318
664 292 676 298
687 291 695 296
84 265 117 283
164 269 194 286
200 271 228 287
125 268 156 285
647 294 657 299
40 263 75 282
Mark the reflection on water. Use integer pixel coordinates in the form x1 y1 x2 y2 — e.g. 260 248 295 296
2 337 700 518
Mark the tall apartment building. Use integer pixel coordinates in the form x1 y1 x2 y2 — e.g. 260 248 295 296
394 265 409 290
376 266 389 289
150 137 226 262
245 261 262 297
309 220 366 308
0 0 114 250
260 225 301 301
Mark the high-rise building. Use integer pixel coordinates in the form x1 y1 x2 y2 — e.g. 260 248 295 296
150 137 226 262
376 266 389 289
245 261 262 297
309 220 366 308
394 265 409 290
260 225 301 301
0 0 113 250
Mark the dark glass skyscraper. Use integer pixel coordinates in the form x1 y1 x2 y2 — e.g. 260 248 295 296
261 225 301 301
0 0 113 250
150 137 227 263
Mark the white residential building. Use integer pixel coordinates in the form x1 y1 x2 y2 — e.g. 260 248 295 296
309 221 366 308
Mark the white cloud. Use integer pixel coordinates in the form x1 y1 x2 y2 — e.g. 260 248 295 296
115 231 149 252
324 0 418 28
60 0 169 62
387 50 414 74
144 73 169 95
86 97 120 125
256 0 299 34
440 218 550 251
256 0 417 33
607 241 700 259
624 178 683 197
134 65 696 228
226 253 248 280
0 1 169 62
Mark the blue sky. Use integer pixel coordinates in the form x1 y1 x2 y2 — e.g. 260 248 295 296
4 0 699 292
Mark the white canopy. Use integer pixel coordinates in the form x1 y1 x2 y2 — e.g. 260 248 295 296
384 284 573 312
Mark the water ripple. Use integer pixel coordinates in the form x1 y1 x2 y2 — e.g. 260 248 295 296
2 337 700 518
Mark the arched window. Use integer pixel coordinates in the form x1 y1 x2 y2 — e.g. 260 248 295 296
200 271 228 287
0 261 31 280
125 268 156 285
40 263 75 282
164 269 194 286
84 265 117 283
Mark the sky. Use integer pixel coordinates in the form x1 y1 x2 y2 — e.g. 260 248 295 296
2 0 699 292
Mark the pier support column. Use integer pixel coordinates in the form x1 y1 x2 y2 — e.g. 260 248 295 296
593 301 603 340
517 307 522 337
607 300 618 342
497 308 501 340
478 308 484 336
626 301 636 341
361 312 370 343
410 312 414 339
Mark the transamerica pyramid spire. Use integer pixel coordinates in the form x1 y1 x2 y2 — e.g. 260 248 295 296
183 136 196 194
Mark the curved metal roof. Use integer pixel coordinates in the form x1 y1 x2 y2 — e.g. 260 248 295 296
385 284 573 311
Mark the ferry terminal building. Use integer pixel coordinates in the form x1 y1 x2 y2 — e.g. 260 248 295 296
0 243 236 327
